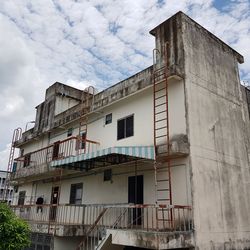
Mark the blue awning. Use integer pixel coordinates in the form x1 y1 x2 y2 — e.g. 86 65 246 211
50 146 155 168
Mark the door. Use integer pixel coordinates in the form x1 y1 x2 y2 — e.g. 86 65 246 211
128 175 143 225
52 141 60 160
18 191 26 205
49 186 59 221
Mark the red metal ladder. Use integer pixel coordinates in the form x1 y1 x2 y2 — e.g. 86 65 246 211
153 44 173 230
2 127 22 201
78 86 95 154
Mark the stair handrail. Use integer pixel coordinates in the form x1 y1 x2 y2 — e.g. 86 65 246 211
76 207 108 250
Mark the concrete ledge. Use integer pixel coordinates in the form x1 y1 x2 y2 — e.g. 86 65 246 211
108 229 194 249
157 134 189 161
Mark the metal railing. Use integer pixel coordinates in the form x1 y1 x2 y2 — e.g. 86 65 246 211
11 203 192 233
77 204 192 250
11 137 100 179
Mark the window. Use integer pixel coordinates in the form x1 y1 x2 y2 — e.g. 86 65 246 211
67 128 73 137
18 191 26 205
2 178 5 186
69 183 83 205
117 115 134 140
105 113 112 125
104 169 112 182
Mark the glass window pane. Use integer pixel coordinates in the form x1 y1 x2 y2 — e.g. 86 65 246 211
126 116 134 137
105 113 112 125
117 119 125 140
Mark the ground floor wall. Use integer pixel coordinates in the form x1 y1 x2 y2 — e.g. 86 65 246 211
26 233 194 250
53 236 82 250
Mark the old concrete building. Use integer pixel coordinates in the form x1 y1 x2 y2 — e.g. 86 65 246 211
0 170 14 204
6 11 250 250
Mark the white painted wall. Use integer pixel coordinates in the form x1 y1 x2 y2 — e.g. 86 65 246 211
13 158 191 207
45 82 186 152
16 159 189 206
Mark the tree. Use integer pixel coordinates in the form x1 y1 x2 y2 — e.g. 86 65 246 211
0 202 30 250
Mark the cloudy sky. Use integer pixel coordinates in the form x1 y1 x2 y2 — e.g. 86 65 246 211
0 0 249 170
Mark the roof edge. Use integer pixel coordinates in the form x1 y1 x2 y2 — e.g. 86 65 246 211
150 11 244 64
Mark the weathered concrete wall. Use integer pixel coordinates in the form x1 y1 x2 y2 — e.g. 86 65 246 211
150 12 185 77
54 95 79 116
108 229 194 249
18 82 83 144
181 12 250 250
54 236 82 250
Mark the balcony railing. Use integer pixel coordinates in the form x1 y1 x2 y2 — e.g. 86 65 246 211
11 137 100 179
11 203 192 234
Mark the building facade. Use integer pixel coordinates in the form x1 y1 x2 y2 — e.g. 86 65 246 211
8 12 250 250
0 170 14 204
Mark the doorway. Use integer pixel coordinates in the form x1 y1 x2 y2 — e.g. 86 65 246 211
128 175 143 225
52 141 60 160
49 186 60 221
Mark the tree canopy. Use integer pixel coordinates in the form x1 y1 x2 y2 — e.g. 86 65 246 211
0 202 30 250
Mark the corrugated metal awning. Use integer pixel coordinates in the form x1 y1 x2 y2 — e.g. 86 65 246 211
50 146 155 168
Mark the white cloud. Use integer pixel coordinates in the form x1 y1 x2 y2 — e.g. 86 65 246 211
0 0 249 170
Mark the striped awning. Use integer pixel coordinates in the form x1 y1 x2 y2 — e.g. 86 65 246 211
50 146 155 168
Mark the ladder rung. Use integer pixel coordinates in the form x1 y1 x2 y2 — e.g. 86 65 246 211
158 198 171 201
155 126 167 131
157 179 169 182
154 87 166 93
154 71 166 77
157 189 169 191
155 135 167 138
155 94 166 100
155 102 166 108
155 118 167 123
153 69 166 75
155 110 166 115
154 79 166 85
154 74 166 80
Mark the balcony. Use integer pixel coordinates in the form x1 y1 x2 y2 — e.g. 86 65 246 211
11 203 193 249
11 137 100 182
